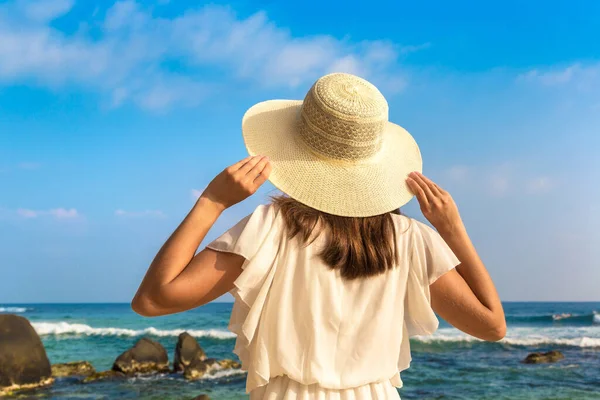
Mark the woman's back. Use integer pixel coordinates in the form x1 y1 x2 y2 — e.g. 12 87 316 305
206 202 460 396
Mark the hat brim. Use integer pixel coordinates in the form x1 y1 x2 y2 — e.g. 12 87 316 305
242 100 422 217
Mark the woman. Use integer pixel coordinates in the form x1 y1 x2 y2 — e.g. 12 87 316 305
132 73 506 399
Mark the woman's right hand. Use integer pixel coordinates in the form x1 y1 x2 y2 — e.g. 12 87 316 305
201 155 272 212
406 171 464 236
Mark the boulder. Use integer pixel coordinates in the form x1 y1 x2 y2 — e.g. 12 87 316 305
174 332 207 372
183 358 219 380
218 358 241 369
183 357 241 380
52 361 95 377
83 370 126 383
0 314 54 394
192 395 211 400
522 350 565 364
112 337 169 374
173 332 241 380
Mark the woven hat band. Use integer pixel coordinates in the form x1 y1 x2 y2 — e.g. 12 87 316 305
296 84 387 162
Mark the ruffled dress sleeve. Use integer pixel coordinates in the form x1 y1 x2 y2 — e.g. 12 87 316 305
404 219 460 336
396 219 461 385
204 203 283 393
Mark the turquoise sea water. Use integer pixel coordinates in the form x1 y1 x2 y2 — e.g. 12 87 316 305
1 302 599 400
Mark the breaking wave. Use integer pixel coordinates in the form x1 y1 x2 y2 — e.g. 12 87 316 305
32 321 236 339
506 311 600 326
0 307 30 313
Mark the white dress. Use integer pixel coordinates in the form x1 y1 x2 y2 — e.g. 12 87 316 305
205 203 460 399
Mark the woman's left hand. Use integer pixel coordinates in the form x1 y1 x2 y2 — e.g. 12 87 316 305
200 155 272 212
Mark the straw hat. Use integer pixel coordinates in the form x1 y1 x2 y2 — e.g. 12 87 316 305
241 72 422 217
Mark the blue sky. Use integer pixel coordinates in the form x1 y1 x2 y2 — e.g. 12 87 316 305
1 0 599 303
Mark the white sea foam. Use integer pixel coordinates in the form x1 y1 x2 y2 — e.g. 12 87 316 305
127 373 176 382
30 321 600 348
125 368 246 383
413 327 600 348
0 307 29 313
414 334 600 347
32 321 236 339
201 368 247 380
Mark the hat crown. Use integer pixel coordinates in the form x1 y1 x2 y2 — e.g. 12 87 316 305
298 73 389 162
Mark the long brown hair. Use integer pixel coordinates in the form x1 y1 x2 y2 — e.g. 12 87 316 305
270 194 403 281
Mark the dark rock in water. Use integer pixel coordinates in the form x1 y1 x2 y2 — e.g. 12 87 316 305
218 358 242 369
192 395 211 400
174 332 207 372
523 350 565 364
183 357 242 380
112 337 170 374
83 370 127 383
173 332 242 380
0 314 54 394
52 361 96 377
184 358 219 380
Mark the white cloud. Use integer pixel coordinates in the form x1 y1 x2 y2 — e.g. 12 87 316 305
327 55 363 77
514 63 600 116
0 1 423 110
17 207 79 219
445 165 469 182
0 162 41 172
103 0 142 31
441 163 557 198
518 63 600 89
481 162 514 197
520 65 579 86
487 174 510 197
17 162 41 170
526 176 555 194
17 208 39 218
20 0 74 22
399 42 431 55
49 208 79 218
115 209 165 218
0 24 109 86
191 188 204 200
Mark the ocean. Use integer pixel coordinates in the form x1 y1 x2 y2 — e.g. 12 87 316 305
1 302 599 400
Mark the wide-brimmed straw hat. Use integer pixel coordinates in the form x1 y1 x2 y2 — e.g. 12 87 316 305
241 72 422 217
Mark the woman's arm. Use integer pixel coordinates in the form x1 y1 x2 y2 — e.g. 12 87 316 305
406 171 506 341
430 229 506 342
131 155 272 317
